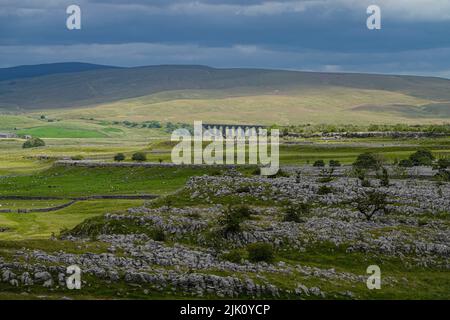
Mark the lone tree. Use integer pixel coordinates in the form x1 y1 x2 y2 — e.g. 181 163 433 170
409 149 435 166
131 152 147 162
353 152 382 170
353 190 389 221
22 137 45 149
114 153 126 162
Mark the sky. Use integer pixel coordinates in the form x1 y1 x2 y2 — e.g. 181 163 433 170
1 0 450 77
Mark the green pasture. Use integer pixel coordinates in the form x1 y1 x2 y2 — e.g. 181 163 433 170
0 166 217 198
0 199 145 240
0 199 69 210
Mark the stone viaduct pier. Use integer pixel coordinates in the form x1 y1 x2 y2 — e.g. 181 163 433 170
201 123 266 137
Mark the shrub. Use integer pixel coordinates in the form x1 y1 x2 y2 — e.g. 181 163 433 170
313 160 325 167
376 167 390 187
434 170 450 182
267 169 290 178
353 153 382 170
70 155 84 161
317 168 335 183
221 250 244 264
247 243 274 263
150 228 166 242
361 179 371 188
353 167 370 187
251 167 261 176
131 152 147 162
236 186 250 193
22 137 45 149
409 149 434 166
231 205 253 219
418 218 428 227
398 159 414 167
437 158 450 169
295 171 302 183
208 169 223 176
219 205 253 234
162 198 173 211
317 185 333 195
283 203 311 222
329 160 341 167
114 153 126 162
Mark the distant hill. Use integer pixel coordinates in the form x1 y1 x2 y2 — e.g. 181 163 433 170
0 62 118 83
0 64 449 125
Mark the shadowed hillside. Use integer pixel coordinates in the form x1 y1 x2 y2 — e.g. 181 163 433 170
0 62 118 82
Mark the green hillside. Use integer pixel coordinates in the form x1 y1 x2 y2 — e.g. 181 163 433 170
40 86 443 126
1 64 450 125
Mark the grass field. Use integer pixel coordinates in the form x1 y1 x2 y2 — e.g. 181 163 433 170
0 164 229 240
0 199 69 210
0 166 220 197
36 87 444 126
0 200 145 240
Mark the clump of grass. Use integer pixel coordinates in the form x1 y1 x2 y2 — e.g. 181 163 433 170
329 160 341 167
317 185 333 195
221 249 245 264
150 228 166 242
71 155 84 161
247 243 274 263
236 185 251 193
282 203 311 222
219 205 254 234
251 167 261 176
267 169 290 178
313 160 325 167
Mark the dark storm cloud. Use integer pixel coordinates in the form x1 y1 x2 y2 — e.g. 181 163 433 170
0 0 449 77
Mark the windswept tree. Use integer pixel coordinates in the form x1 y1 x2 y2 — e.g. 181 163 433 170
353 190 389 221
353 152 383 170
